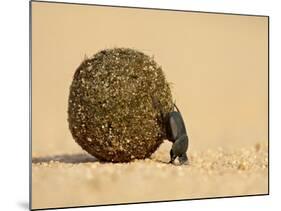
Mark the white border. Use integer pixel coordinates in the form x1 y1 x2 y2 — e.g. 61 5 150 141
1 0 279 211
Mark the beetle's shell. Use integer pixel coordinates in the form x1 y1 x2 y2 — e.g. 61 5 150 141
68 48 173 162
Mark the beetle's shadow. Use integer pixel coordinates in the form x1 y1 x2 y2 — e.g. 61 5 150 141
153 159 170 165
32 153 98 164
153 158 185 166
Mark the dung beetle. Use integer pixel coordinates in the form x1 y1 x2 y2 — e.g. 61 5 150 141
166 103 189 165
152 97 189 165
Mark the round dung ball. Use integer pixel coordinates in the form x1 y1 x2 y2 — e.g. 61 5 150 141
68 48 173 162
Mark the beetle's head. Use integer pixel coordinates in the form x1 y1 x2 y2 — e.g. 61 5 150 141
178 153 188 165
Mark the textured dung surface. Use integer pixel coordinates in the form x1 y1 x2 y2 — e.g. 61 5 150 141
68 48 173 162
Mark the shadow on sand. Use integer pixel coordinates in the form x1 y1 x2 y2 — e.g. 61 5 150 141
32 153 98 164
32 154 172 165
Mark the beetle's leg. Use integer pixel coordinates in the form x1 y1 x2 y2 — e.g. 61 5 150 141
170 135 188 165
174 103 180 113
169 148 177 164
173 135 188 154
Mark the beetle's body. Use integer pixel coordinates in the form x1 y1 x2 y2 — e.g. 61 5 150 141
152 97 189 165
166 105 189 165
166 111 187 142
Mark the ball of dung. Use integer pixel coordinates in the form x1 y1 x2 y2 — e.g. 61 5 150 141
68 48 173 162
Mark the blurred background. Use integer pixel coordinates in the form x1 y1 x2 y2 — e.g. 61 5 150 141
32 2 268 155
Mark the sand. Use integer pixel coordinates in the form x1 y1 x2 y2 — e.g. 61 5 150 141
32 141 268 210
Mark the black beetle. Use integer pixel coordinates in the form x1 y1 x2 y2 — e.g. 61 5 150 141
152 97 189 165
166 103 189 165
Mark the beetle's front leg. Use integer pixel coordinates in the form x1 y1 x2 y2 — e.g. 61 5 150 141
169 135 188 165
169 148 177 164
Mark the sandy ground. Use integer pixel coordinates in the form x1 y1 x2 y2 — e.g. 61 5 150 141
32 141 268 210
